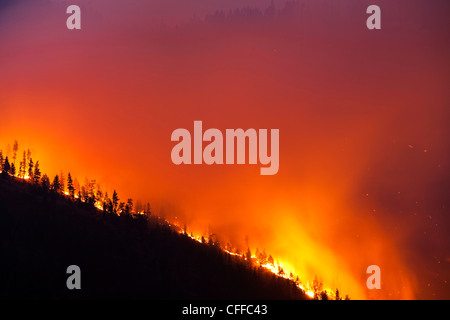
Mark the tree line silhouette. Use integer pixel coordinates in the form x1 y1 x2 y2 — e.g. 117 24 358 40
0 140 346 299
0 140 150 219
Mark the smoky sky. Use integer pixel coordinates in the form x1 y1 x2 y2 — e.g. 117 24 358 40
1 0 449 299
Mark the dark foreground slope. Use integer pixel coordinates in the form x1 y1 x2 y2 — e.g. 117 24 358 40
0 177 307 299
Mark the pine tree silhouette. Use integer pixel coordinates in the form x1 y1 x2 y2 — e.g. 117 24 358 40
52 175 61 193
0 150 3 172
67 173 75 199
41 174 50 191
12 140 18 166
112 190 119 214
33 161 41 184
28 158 34 180
2 157 11 176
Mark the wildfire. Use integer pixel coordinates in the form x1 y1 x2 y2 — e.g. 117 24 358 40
171 221 336 300
6 166 339 300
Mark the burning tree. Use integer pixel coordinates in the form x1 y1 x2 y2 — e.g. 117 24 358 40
245 248 252 261
67 173 75 199
60 171 66 194
10 163 16 176
335 288 341 300
0 140 346 301
28 158 34 180
12 140 18 166
312 275 324 300
18 151 26 178
33 161 41 184
268 255 274 266
277 265 285 276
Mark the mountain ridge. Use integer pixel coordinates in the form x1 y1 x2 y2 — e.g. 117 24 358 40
0 176 309 299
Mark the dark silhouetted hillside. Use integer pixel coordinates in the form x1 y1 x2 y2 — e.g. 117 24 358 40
0 176 308 299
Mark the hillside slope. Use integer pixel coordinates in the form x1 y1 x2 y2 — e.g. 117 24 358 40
0 176 307 299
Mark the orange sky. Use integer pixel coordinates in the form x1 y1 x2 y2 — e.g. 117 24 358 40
1 0 449 299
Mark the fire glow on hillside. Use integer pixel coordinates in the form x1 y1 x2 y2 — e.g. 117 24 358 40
1 164 333 299
1 0 449 300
